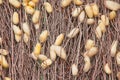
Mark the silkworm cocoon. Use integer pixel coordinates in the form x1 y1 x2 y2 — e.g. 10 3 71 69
0 37 2 44
101 15 109 26
52 45 67 60
73 0 83 6
91 3 99 16
0 55 9 68
61 0 72 8
50 45 56 61
109 11 116 20
0 0 3 5
12 12 19 25
43 2 53 13
86 18 95 25
95 26 102 39
4 77 11 80
39 30 49 43
38 54 48 61
33 42 41 57
117 72 120 80
78 11 85 23
83 56 91 72
30 52 37 60
25 6 35 15
85 39 95 50
9 0 21 8
54 33 64 46
15 34 21 42
67 28 80 38
41 59 52 69
85 4 93 18
71 8 81 17
32 10 40 24
104 63 112 74
98 22 106 33
0 49 8 56
32 0 39 3
22 22 30 35
116 52 120 65
34 23 40 30
111 40 118 57
28 1 35 7
23 33 29 43
12 25 22 35
72 64 78 76
105 0 120 11
86 47 98 57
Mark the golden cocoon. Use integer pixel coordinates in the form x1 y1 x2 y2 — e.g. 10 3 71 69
104 63 112 74
54 33 64 46
98 21 106 33
86 47 98 57
67 28 80 38
4 77 11 80
41 59 52 69
15 34 21 42
116 52 120 65
109 11 116 20
91 3 99 16
50 45 57 61
86 18 95 25
22 22 30 35
0 49 9 56
83 56 91 72
117 72 120 80
39 30 49 43
95 26 102 39
9 0 21 8
78 11 85 23
23 33 29 43
32 10 40 24
38 54 48 61
0 0 2 5
85 4 93 18
30 52 37 60
28 1 35 7
12 25 22 35
44 2 53 13
105 0 120 11
85 39 95 50
33 42 41 57
101 15 109 26
71 64 78 76
12 12 19 25
61 0 72 8
0 55 9 68
111 40 118 57
25 6 35 15
32 0 39 3
73 0 83 6
71 7 81 17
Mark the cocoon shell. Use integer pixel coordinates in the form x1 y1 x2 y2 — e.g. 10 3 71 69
50 45 57 61
98 22 106 33
54 33 64 46
73 0 83 6
15 34 21 42
85 39 95 50
38 54 48 61
85 4 93 18
12 25 22 35
33 42 41 57
109 11 116 20
0 55 9 68
28 1 35 7
101 15 109 26
9 0 21 8
78 11 85 23
39 30 49 43
86 47 98 57
44 2 53 13
83 56 91 72
67 28 80 38
104 63 112 74
71 7 81 17
23 33 29 43
25 6 35 15
22 22 30 35
12 12 19 25
72 64 78 76
0 49 9 56
111 40 118 57
41 59 52 69
95 26 102 39
91 3 99 16
32 10 40 24
86 18 95 25
61 0 72 8
30 52 37 60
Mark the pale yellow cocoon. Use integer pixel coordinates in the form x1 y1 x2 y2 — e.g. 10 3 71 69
33 42 41 57
86 47 98 57
61 0 72 8
101 15 109 26
44 2 53 13
98 22 106 33
67 28 80 38
32 10 40 24
78 11 85 23
38 54 48 61
25 6 35 15
23 33 29 43
39 30 49 43
85 4 93 18
0 49 9 56
12 12 19 25
86 18 95 25
116 52 120 65
0 0 2 5
54 33 64 46
83 56 91 72
15 34 21 42
72 64 78 76
28 1 35 7
50 45 57 61
95 26 102 39
111 40 118 57
104 63 112 74
32 0 39 3
34 23 40 30
85 39 95 50
0 55 9 68
12 25 22 35
71 7 81 17
41 59 52 69
109 11 116 20
105 0 120 11
22 22 30 35
9 0 21 8
73 0 83 6
91 3 99 16
4 77 11 80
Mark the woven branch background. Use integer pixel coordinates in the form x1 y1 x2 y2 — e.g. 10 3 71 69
0 0 120 80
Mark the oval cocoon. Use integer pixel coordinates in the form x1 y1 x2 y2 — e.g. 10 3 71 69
72 64 78 76
12 12 19 24
39 30 49 43
44 2 53 13
32 10 40 24
54 33 64 46
61 0 72 8
67 28 80 38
